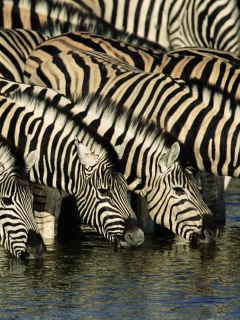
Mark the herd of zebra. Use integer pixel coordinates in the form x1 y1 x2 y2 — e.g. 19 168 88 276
0 0 240 259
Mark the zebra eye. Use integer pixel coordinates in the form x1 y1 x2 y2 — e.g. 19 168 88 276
2 197 13 206
99 188 112 197
173 187 185 196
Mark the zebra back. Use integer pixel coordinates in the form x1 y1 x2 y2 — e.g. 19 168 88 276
23 31 240 101
81 0 240 52
1 77 220 244
0 81 144 247
0 134 46 259
25 49 240 179
0 28 49 82
0 0 165 50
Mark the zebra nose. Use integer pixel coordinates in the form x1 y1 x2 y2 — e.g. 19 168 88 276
117 217 144 248
191 214 219 244
20 229 46 259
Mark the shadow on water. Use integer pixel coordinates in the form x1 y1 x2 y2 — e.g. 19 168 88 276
1 184 240 319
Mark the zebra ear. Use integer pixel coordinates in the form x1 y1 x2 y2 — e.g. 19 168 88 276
75 138 98 168
159 142 180 172
24 150 38 173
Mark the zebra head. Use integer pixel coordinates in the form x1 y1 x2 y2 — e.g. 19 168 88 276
145 142 219 244
74 138 144 248
0 138 46 259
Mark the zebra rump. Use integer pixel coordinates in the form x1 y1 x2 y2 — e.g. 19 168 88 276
0 134 46 259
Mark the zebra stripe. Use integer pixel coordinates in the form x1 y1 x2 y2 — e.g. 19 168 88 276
84 0 240 52
0 78 219 244
0 0 165 50
0 134 46 259
0 28 49 82
26 49 240 178
0 82 144 248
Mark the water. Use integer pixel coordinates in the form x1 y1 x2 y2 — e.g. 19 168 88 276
1 181 240 319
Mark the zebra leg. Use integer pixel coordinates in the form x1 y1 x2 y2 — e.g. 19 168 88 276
29 183 63 238
130 193 155 233
200 172 226 223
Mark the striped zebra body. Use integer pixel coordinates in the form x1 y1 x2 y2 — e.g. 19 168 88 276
0 81 144 248
0 28 49 82
0 79 220 244
24 49 240 220
81 0 240 52
0 134 46 259
0 0 165 50
23 31 240 100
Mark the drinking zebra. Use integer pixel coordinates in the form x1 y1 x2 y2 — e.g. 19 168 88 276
0 134 46 259
0 86 144 248
0 78 219 244
23 31 240 219
24 48 240 222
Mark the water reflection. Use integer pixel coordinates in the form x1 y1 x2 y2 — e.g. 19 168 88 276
1 188 240 319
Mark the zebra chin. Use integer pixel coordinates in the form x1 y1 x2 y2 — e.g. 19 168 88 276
114 218 144 248
189 214 219 244
20 229 47 260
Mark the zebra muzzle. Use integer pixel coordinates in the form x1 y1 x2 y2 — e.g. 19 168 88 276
20 229 47 259
115 217 144 248
190 213 219 244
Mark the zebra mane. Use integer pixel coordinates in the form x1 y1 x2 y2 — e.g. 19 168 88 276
74 93 194 168
3 87 122 170
0 135 26 179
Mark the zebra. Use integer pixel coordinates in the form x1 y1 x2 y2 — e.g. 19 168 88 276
0 134 46 259
24 48 240 222
77 0 240 52
0 27 49 82
0 0 165 51
0 84 145 248
22 31 240 219
0 78 220 244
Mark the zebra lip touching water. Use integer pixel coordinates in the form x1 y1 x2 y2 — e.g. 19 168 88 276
189 214 219 244
19 230 47 260
114 217 144 248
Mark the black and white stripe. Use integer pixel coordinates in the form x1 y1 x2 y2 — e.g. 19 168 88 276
0 78 219 244
0 0 165 50
86 0 240 52
0 135 46 259
0 27 49 82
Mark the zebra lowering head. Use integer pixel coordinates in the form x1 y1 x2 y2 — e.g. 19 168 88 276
74 138 144 248
152 141 218 244
0 136 46 259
